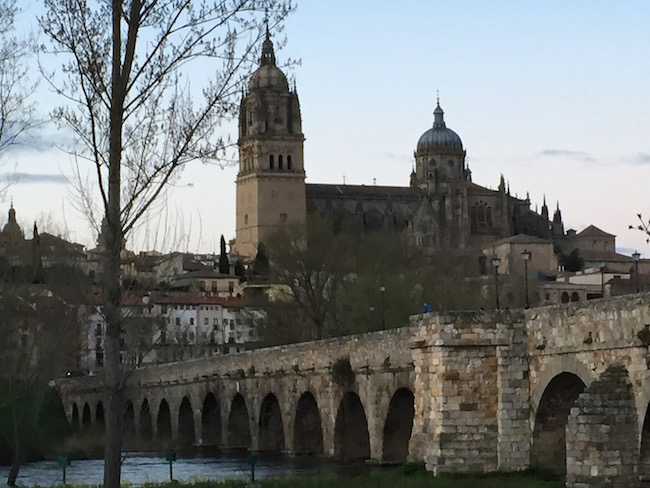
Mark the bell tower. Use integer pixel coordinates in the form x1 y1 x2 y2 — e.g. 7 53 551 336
234 31 306 258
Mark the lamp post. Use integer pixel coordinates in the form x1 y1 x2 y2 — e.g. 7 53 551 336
633 251 641 293
521 249 531 308
491 257 501 309
379 285 386 329
599 261 605 297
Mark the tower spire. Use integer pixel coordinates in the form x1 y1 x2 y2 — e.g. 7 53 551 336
433 95 446 128
260 24 276 66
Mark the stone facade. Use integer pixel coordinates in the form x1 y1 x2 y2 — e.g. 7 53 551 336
233 37 567 261
234 32 306 258
566 365 639 487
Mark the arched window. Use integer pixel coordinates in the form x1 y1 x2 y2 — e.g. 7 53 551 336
287 155 292 170
269 155 274 170
278 155 283 170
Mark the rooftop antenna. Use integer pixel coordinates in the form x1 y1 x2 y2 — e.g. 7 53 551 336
373 177 377 185
343 174 346 185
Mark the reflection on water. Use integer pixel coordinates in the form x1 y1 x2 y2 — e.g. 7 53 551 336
0 453 381 486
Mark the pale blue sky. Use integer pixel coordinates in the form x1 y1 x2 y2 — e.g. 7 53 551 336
6 1 650 255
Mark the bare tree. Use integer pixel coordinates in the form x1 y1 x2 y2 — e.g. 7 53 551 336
265 216 349 340
0 0 37 193
631 213 650 244
39 1 295 486
0 284 81 486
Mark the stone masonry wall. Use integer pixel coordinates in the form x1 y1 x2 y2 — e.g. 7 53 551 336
566 364 640 488
59 326 417 396
496 320 530 471
409 310 528 474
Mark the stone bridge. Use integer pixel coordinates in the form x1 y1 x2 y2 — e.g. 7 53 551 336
59 293 650 487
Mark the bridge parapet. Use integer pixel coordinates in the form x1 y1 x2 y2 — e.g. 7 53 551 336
526 293 650 356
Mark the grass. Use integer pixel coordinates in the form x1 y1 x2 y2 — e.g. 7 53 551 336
135 465 565 488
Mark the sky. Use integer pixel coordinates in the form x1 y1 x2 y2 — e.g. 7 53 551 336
4 1 650 256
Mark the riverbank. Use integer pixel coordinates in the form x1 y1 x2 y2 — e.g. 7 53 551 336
145 466 564 488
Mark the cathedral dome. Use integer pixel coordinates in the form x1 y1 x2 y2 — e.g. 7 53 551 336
416 102 463 153
248 32 289 91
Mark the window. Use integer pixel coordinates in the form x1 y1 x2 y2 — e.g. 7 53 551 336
278 155 283 170
213 318 219 326
160 330 167 344
204 317 209 325
269 155 274 169
95 323 102 336
96 351 104 367
287 155 292 170
244 214 248 225
229 281 234 293
280 212 287 223
175 317 181 326
190 317 194 326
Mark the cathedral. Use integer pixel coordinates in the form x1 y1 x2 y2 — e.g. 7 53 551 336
234 33 565 261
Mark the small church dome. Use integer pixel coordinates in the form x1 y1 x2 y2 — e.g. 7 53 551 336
416 102 463 154
248 32 289 91
249 64 289 91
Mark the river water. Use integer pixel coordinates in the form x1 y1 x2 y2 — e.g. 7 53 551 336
0 453 376 486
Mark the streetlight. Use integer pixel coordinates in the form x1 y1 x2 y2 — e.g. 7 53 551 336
599 261 605 297
379 285 386 329
521 249 531 309
491 257 501 309
633 251 641 293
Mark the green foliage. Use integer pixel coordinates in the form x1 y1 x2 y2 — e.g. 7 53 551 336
259 214 489 344
253 242 271 277
219 235 230 275
638 325 650 346
331 357 355 387
558 248 584 272
100 468 565 487
382 356 391 369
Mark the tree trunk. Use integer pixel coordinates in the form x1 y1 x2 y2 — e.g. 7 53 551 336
103 1 125 487
7 409 22 487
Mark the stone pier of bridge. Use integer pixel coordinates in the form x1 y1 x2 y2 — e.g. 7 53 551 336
59 294 650 487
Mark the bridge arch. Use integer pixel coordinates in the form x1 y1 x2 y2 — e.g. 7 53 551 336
531 356 593 411
140 399 153 441
636 382 650 476
334 391 370 461
82 402 92 429
123 400 136 440
227 393 251 450
201 392 221 447
531 371 587 475
258 393 285 452
178 396 195 448
95 401 105 431
382 387 414 463
293 391 323 455
70 403 79 430
157 398 172 443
